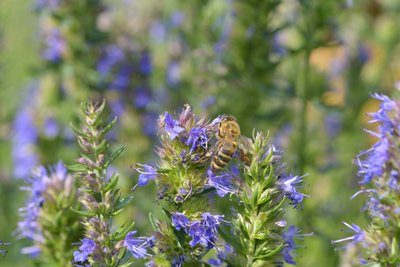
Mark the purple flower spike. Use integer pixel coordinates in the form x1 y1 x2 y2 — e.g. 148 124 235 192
163 112 184 140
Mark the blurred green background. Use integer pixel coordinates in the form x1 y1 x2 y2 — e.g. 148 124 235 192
1 0 400 266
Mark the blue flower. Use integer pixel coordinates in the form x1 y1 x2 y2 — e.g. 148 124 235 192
332 222 365 250
73 238 96 263
277 174 307 208
133 164 157 187
188 213 223 248
124 231 152 259
171 212 190 231
357 138 389 184
207 170 237 197
208 244 233 266
171 255 185 267
188 221 208 247
17 167 48 243
186 127 208 153
281 226 312 265
163 112 185 140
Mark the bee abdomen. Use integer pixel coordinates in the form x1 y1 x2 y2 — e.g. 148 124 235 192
211 143 236 171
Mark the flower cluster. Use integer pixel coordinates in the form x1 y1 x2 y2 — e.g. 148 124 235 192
334 94 400 265
16 161 82 264
134 105 227 265
71 101 152 266
172 212 224 249
134 105 309 266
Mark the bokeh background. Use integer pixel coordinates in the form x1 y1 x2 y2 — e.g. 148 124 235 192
1 0 400 266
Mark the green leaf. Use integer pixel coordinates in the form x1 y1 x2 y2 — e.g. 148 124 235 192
105 145 126 168
114 195 134 211
67 163 86 172
104 173 119 191
161 208 172 220
101 116 117 137
70 207 96 217
218 225 243 253
70 122 86 137
113 221 136 240
148 212 158 230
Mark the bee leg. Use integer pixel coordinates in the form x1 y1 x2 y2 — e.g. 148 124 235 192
192 145 216 164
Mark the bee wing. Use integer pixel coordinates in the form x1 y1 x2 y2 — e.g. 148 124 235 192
238 136 252 154
238 136 252 166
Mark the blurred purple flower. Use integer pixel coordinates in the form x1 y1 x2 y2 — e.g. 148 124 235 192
139 52 152 76
150 21 167 43
169 11 185 28
42 29 66 62
97 45 125 77
111 64 133 90
325 113 342 139
43 116 59 138
200 96 216 109
134 87 151 109
167 61 181 86
12 108 38 179
34 0 60 11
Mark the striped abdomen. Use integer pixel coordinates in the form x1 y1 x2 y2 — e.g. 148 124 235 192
211 140 237 172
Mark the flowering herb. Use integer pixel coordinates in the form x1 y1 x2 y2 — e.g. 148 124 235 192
334 94 400 265
134 105 309 266
70 100 152 266
134 105 227 265
217 132 310 266
16 162 82 265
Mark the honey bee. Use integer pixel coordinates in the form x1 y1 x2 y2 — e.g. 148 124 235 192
210 115 251 172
